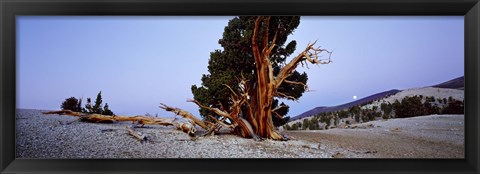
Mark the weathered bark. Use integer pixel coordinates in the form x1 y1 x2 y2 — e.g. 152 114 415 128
43 110 175 126
159 16 331 141
159 103 210 130
248 16 331 140
44 16 330 141
42 110 196 138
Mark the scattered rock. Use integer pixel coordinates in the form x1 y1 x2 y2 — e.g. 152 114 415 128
301 144 318 149
390 128 401 132
100 129 117 132
332 152 344 158
15 109 465 159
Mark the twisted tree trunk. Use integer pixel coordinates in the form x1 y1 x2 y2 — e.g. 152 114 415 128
163 16 332 140
249 16 332 140
45 16 331 141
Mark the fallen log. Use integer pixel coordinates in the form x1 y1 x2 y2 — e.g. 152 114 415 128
43 110 175 126
42 110 83 116
43 109 197 138
125 126 147 141
159 103 210 130
79 114 115 123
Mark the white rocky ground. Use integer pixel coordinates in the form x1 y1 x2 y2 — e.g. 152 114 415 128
16 109 334 158
288 114 464 158
16 109 463 158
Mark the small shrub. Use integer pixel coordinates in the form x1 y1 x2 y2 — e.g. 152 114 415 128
102 103 114 116
61 97 82 112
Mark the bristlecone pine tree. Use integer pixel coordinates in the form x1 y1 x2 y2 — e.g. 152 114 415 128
174 16 332 140
44 16 331 141
191 16 302 128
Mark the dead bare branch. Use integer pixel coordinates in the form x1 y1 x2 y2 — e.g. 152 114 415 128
276 92 298 101
284 80 309 91
271 110 283 119
159 103 210 130
186 99 232 120
271 104 288 112
126 126 147 141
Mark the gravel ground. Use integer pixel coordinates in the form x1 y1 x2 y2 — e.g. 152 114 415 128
287 114 464 158
16 109 336 158
16 109 463 158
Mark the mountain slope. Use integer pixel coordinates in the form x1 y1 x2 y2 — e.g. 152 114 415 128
291 76 464 122
431 76 464 90
291 89 400 121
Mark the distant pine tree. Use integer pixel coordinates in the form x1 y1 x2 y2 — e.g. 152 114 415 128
92 91 103 114
442 100 464 114
85 98 93 113
76 97 83 113
61 97 81 112
102 103 114 116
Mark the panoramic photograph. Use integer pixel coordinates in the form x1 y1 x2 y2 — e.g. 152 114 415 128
16 16 464 158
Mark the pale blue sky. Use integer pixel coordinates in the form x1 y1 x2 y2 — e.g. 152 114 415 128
16 16 464 117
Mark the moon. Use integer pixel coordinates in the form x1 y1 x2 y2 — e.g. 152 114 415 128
353 96 357 100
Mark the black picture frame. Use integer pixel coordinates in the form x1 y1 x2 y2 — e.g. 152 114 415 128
1 0 479 173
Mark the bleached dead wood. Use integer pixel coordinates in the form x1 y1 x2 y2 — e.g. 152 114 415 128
159 103 210 130
42 110 196 138
126 126 147 141
43 110 173 125
43 16 331 141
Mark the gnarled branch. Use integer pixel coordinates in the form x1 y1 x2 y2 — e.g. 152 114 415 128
159 103 210 130
274 41 332 89
276 92 298 101
186 99 232 120
284 80 309 91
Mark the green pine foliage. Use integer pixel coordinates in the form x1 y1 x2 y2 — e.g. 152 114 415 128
284 95 463 131
271 101 291 127
61 91 115 115
102 103 114 116
442 99 464 114
391 95 462 118
92 91 103 114
302 119 310 130
85 98 93 113
191 16 303 127
61 97 83 112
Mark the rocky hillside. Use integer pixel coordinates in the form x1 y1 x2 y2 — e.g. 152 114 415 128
291 76 464 122
431 76 464 90
291 89 400 121
285 76 464 130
